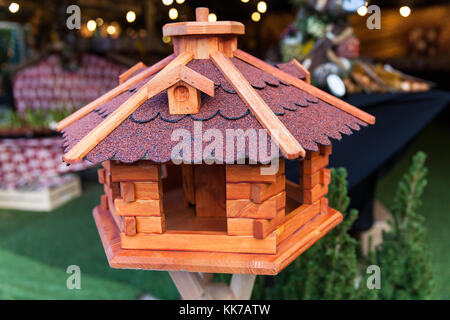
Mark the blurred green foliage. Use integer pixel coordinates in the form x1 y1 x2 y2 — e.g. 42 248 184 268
373 151 434 299
0 108 72 132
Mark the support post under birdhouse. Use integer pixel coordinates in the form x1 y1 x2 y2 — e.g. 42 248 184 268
169 271 256 300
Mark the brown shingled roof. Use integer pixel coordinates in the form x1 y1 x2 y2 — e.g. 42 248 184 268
58 10 374 165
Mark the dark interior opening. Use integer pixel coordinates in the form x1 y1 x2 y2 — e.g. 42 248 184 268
285 159 303 214
162 164 227 233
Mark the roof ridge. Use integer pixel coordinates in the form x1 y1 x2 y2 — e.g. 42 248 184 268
210 50 305 159
233 49 375 125
176 65 215 97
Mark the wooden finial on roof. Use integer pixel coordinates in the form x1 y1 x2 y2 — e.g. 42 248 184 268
163 7 244 58
196 7 209 22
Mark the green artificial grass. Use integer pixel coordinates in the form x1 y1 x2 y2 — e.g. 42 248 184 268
0 175 179 300
376 121 450 299
0 249 138 299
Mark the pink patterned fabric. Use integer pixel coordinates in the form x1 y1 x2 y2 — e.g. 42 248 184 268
13 54 126 113
0 138 92 190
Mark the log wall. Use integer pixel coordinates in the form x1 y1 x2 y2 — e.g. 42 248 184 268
97 154 331 253
98 161 164 236
225 159 286 238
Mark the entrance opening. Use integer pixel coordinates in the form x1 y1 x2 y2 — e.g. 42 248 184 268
162 164 227 233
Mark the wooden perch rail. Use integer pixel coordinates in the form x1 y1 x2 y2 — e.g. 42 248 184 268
63 51 195 164
233 49 376 125
210 50 306 159
56 54 177 131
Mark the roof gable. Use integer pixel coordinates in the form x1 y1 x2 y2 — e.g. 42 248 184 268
150 64 215 99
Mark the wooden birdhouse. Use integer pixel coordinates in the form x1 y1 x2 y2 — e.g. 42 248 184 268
57 8 375 276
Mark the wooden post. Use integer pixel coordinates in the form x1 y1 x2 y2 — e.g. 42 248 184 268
196 7 209 22
169 271 213 300
230 274 257 300
169 271 256 300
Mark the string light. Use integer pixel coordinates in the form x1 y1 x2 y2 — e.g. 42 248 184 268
87 20 97 32
208 13 217 22
107 25 116 35
8 2 20 13
96 18 104 26
257 1 267 13
176 0 185 3
357 5 368 16
162 0 173 6
162 36 171 44
399 6 411 17
126 11 136 23
241 0 249 3
169 8 178 20
251 12 261 22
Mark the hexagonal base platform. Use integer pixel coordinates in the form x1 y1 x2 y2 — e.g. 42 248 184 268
93 205 342 275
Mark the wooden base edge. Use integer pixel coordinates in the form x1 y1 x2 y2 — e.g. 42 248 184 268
93 205 343 275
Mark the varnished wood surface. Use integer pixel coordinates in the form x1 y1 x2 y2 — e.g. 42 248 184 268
194 165 226 218
211 51 305 159
164 187 227 232
93 203 342 274
120 230 277 254
163 21 245 37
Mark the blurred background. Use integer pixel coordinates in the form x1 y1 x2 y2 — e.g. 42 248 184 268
0 0 448 300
